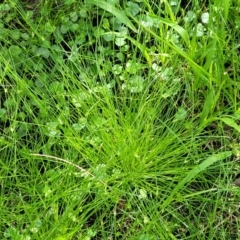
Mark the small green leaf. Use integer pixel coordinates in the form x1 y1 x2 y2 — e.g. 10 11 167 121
220 118 240 133
103 32 115 42
112 64 123 74
160 67 173 80
70 12 78 22
72 118 87 131
70 23 79 32
46 122 60 137
4 98 15 108
170 0 178 6
116 52 124 61
21 33 30 40
36 47 50 58
109 17 122 30
71 92 90 108
115 37 126 46
139 189 147 199
4 227 18 238
129 76 144 93
49 81 64 94
125 1 140 16
79 8 88 18
195 23 205 37
126 60 142 74
94 28 105 39
102 18 110 29
0 108 6 119
139 234 158 240
9 45 22 56
11 30 20 40
60 24 69 34
201 12 209 24
122 75 144 93
45 22 56 33
184 11 196 23
43 185 52 197
107 0 119 3
17 122 31 137
174 108 187 122
0 3 11 11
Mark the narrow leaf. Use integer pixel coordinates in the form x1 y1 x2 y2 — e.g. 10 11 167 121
200 88 214 123
220 117 240 133
87 0 137 32
149 14 190 46
161 151 232 211
138 21 209 81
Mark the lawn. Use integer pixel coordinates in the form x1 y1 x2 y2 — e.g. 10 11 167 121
0 0 240 239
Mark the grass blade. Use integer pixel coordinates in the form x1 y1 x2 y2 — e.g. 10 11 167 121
149 14 190 46
200 87 215 124
220 117 240 133
87 0 137 32
161 151 232 211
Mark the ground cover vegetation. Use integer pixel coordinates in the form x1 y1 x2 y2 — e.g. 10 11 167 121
0 0 240 239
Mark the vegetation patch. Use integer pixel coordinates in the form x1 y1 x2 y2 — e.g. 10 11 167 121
0 0 240 239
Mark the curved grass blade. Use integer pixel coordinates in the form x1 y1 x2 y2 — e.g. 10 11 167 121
148 14 190 47
87 0 137 33
161 151 232 211
220 117 240 133
138 22 210 83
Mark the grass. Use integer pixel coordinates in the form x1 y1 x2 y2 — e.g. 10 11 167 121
0 0 240 239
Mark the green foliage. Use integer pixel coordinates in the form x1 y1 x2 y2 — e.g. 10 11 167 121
0 0 240 239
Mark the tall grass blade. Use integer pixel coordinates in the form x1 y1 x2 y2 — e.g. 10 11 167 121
137 22 210 83
149 14 190 46
200 88 215 124
161 151 232 211
87 0 137 32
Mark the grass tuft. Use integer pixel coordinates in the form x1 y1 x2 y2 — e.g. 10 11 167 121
0 0 240 239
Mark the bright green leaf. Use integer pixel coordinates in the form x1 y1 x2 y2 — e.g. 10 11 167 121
115 37 126 46
45 22 56 33
220 118 240 133
201 12 209 24
113 64 123 74
174 108 187 122
184 11 196 23
72 118 87 131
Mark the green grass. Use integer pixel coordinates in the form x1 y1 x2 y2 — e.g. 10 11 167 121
0 0 240 239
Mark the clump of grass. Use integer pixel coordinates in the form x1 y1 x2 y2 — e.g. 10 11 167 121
0 0 240 239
